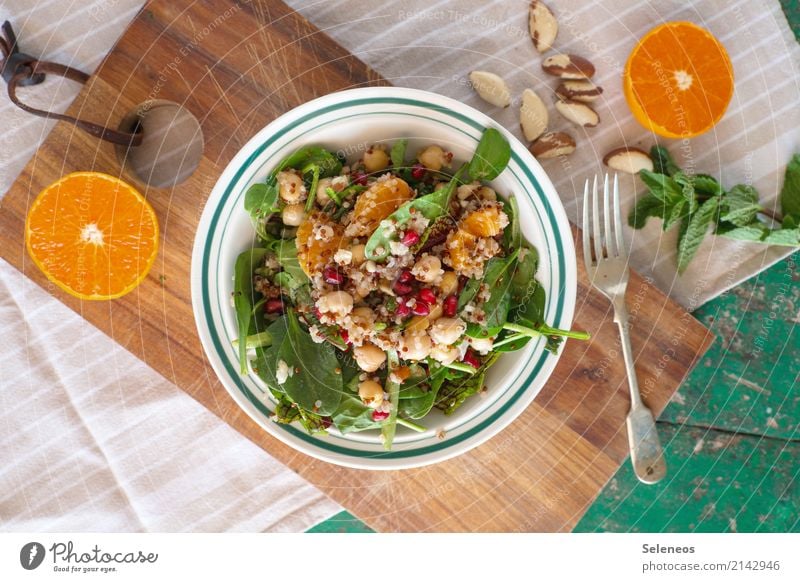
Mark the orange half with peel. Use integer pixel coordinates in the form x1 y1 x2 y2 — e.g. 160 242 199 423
624 21 734 138
25 172 159 300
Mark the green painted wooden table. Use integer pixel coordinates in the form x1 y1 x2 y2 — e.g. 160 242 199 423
310 2 800 533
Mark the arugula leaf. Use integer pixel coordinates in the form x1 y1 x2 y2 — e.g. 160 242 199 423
721 184 762 227
468 128 511 181
628 193 667 229
436 352 500 415
650 145 681 176
390 139 408 169
365 165 465 262
677 196 720 273
234 247 270 374
271 389 330 435
780 153 800 221
278 310 343 415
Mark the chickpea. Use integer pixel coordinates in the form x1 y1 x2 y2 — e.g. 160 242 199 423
316 290 353 318
439 271 458 296
406 303 443 333
417 145 450 171
354 343 386 373
402 331 433 361
351 306 376 325
411 254 443 284
477 186 497 201
316 177 333 206
350 244 366 266
277 170 306 203
281 203 305 226
363 146 390 173
430 344 459 365
429 317 466 346
457 182 480 200
470 336 494 355
358 380 384 408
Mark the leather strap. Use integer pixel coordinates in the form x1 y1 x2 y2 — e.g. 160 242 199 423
1 21 142 147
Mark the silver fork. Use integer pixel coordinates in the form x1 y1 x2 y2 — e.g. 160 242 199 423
583 174 667 484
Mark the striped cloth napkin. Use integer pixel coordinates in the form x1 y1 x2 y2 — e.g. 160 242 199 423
286 0 800 309
0 0 339 532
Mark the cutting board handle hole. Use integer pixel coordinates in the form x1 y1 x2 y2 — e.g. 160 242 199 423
115 100 204 188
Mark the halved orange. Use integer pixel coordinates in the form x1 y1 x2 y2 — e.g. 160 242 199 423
25 172 159 300
624 21 734 138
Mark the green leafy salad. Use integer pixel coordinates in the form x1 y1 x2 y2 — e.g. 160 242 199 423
233 128 588 450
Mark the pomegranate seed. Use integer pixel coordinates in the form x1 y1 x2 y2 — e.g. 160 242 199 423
418 288 436 304
321 417 333 429
463 349 481 368
412 301 430 316
401 230 420 246
398 269 414 283
372 410 390 421
411 163 426 180
313 306 322 319
322 264 345 285
353 172 368 186
265 299 284 314
458 275 468 293
443 294 458 317
395 302 411 317
339 329 349 344
393 281 414 296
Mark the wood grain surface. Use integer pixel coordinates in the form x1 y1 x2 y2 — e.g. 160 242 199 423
0 0 713 531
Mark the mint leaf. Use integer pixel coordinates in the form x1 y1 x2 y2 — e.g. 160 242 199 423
780 153 800 220
628 193 667 229
677 197 719 273
650 145 681 176
639 170 684 203
693 174 724 197
762 227 800 246
663 198 688 231
673 172 698 214
721 184 762 227
716 222 769 242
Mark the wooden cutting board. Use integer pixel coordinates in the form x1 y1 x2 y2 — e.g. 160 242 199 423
0 0 712 531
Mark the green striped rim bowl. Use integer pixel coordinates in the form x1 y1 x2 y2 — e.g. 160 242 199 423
190 87 576 470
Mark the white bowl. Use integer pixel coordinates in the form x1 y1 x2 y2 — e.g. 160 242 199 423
191 87 576 470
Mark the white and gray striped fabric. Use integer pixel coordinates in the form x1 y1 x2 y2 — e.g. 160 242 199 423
1 0 798 532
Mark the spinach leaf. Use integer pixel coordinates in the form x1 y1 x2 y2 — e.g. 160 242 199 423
364 166 465 262
234 247 270 374
251 316 290 389
463 251 518 338
510 246 538 302
721 184 762 227
278 310 343 415
677 196 720 273
271 389 330 435
332 394 383 434
468 128 511 181
780 153 800 221
399 363 447 419
390 139 408 169
280 146 342 177
650 145 681 176
381 350 401 450
244 180 280 218
503 194 522 251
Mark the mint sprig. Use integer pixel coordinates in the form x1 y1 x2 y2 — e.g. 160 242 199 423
629 146 800 273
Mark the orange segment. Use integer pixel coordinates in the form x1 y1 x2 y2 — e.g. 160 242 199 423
25 172 159 300
461 206 505 237
346 177 412 237
295 211 345 276
624 21 734 138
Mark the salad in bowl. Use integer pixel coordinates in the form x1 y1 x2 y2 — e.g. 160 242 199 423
233 128 588 450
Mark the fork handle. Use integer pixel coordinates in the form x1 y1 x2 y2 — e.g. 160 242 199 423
613 297 667 484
